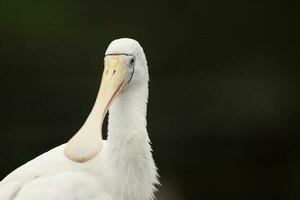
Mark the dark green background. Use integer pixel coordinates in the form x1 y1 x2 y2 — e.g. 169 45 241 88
0 0 299 199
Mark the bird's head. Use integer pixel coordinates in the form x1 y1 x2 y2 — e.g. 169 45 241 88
105 38 149 86
64 38 148 162
100 38 148 111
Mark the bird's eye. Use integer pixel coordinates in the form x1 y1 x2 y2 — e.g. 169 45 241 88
129 57 135 66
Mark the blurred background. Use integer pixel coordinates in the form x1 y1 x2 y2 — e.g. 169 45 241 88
0 0 299 199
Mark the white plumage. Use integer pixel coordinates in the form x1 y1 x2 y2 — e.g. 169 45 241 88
0 38 159 200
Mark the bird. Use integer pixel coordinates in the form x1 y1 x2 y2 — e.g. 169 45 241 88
0 38 159 200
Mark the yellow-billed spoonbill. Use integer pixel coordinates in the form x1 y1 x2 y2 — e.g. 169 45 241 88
0 38 159 200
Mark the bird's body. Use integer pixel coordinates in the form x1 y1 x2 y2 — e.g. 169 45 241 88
0 144 110 200
0 38 159 200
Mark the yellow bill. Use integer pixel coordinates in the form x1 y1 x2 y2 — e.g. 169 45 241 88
64 56 127 162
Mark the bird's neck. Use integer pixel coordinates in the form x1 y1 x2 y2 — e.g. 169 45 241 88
105 81 158 200
107 81 148 140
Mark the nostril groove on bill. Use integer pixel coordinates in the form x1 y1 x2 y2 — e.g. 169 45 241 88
113 70 116 74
